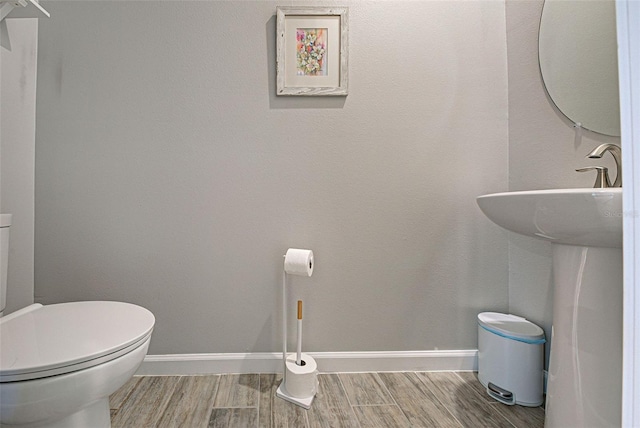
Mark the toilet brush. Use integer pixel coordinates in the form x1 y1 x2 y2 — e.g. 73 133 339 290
296 300 303 366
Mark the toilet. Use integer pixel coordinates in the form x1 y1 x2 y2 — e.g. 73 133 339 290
0 214 155 428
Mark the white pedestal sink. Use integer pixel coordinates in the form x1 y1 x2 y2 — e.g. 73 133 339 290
477 188 622 428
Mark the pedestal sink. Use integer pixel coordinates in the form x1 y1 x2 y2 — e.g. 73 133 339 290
477 188 622 428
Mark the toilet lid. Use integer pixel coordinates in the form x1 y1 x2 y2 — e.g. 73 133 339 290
0 301 155 382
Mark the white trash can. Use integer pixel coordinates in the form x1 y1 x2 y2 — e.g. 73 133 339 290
477 312 545 407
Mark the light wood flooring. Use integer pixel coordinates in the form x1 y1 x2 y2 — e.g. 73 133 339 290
109 372 545 427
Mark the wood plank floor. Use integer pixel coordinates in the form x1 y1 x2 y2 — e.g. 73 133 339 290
110 372 545 427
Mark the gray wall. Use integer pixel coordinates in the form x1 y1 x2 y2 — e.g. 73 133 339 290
11 1 617 359
34 1 509 355
505 0 620 357
0 18 37 314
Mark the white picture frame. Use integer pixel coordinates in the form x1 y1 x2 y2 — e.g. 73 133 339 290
276 7 349 96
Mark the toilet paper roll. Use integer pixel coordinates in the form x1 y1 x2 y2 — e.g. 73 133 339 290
284 249 314 277
284 353 319 399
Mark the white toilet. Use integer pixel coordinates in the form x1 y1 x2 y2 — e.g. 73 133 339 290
0 214 155 428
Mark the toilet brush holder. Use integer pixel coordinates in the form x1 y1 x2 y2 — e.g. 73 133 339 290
276 353 319 409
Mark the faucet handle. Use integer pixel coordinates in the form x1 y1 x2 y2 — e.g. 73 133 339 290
576 166 612 188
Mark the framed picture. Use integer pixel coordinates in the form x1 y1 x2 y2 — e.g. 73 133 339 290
276 7 349 96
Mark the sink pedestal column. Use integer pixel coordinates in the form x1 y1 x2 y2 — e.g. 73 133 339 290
546 244 622 428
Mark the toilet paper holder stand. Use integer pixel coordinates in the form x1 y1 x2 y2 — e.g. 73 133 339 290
276 250 317 409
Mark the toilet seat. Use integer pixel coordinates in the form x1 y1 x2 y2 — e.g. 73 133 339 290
0 301 155 382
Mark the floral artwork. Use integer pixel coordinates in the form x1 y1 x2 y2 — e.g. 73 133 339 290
276 7 348 95
296 28 327 76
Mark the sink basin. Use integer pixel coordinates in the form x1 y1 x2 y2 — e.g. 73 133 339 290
476 188 622 248
476 187 623 427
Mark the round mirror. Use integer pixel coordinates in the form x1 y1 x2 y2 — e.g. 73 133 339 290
539 0 620 136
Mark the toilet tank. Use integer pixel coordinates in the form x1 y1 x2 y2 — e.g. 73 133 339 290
0 214 12 316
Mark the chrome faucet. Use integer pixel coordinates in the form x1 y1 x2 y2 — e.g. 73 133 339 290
576 143 622 188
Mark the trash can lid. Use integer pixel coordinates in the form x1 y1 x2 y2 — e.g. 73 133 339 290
478 312 545 344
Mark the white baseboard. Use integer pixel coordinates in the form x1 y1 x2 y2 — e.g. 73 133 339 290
136 350 478 376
